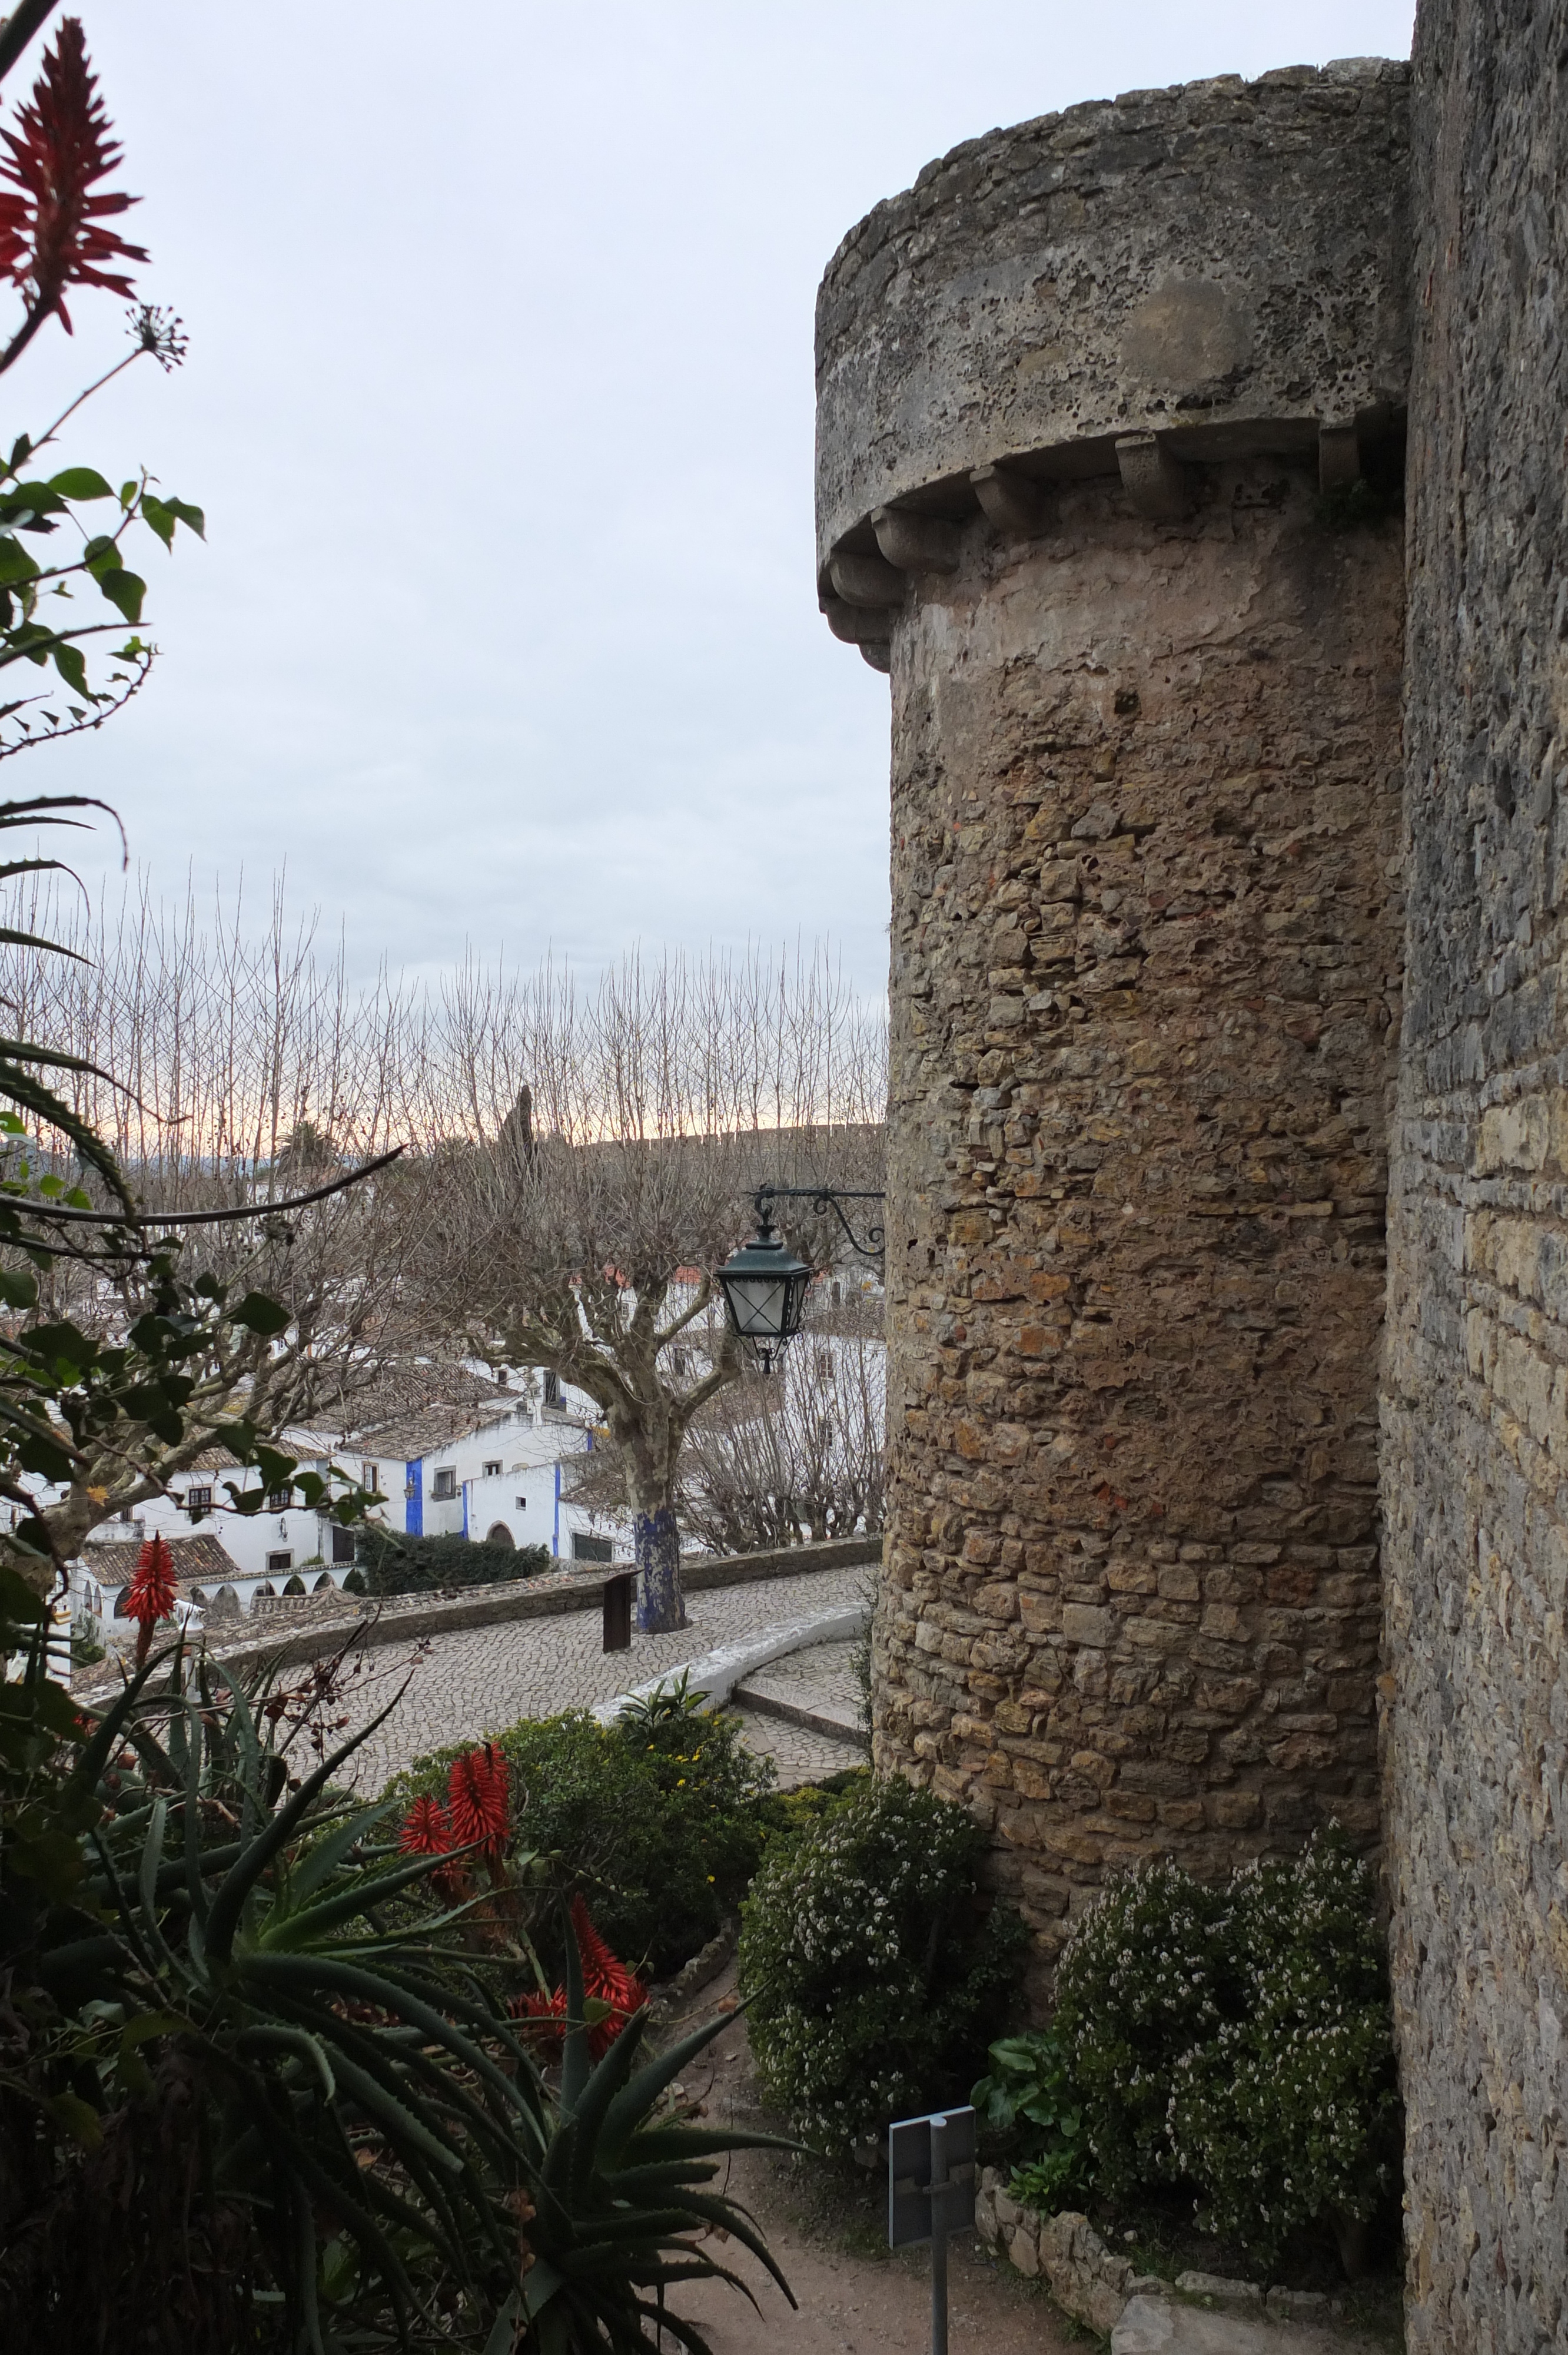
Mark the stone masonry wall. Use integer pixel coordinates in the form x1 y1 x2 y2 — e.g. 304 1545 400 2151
812 65 1412 1996
1383 4 1568 2347
876 466 1404 1985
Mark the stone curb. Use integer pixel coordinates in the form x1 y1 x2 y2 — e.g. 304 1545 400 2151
79 1536 882 1706
590 1604 872 1723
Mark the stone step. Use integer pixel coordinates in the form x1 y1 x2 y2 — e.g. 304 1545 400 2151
729 1677 866 1744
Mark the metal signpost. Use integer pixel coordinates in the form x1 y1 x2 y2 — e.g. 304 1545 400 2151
888 2105 976 2355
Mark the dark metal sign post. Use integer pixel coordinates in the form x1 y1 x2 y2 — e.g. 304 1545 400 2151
888 2105 976 2355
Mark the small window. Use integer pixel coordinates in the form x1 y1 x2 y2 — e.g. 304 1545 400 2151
483 1460 502 1478
514 1495 527 1511
266 1550 293 1574
185 1484 212 1515
361 1460 379 1494
431 1467 457 1500
570 1533 614 1564
331 1524 356 1565
265 1485 292 1511
543 1370 561 1408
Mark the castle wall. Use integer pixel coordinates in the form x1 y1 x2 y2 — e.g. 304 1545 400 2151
1383 5 1568 2346
879 475 1403 1980
816 65 1410 1986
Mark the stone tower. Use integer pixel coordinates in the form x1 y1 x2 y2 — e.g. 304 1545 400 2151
816 63 1411 1986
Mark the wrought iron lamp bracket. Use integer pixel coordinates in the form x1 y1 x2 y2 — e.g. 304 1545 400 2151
753 1183 885 1264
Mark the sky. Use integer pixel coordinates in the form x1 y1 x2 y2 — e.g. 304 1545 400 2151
9 0 1417 1000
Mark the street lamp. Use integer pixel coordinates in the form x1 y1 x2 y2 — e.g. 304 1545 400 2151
715 1185 885 1369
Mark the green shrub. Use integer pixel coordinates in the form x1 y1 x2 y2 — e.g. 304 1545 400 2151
356 1524 550 1595
1052 1858 1236 2198
971 2024 1090 2210
739 1774 1027 2149
389 1687 778 1977
1167 1836 1401 2268
1045 1831 1399 2270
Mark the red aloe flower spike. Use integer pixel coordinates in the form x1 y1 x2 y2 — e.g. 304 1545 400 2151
399 1795 451 1857
569 1893 648 2054
0 15 148 364
509 1985 568 2057
124 1530 176 1666
447 1740 510 1866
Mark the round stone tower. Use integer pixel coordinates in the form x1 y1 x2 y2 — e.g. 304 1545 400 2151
816 62 1411 1990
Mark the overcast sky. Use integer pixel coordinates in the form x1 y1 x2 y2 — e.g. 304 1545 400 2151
12 0 1416 999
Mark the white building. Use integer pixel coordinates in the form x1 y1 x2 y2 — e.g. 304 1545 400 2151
66 1368 627 1627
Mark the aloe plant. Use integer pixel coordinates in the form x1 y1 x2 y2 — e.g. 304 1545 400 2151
1 1619 793 2351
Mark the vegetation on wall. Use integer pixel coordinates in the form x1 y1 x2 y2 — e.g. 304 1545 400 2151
354 1524 551 1597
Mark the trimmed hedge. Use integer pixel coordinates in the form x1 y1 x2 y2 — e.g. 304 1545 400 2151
354 1525 551 1597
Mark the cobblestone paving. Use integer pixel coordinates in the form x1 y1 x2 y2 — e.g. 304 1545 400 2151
732 1707 866 1790
330 1565 864 1792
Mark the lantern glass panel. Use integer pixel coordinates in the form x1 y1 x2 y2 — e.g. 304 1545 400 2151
725 1272 789 1338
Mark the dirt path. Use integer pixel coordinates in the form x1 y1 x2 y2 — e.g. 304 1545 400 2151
653 1964 1076 2355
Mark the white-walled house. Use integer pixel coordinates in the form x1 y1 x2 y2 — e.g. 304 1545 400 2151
59 1370 629 1628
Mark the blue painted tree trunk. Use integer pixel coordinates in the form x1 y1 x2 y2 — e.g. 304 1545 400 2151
634 1504 685 1633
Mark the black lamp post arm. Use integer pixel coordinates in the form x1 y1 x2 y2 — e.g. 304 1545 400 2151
753 1183 885 1263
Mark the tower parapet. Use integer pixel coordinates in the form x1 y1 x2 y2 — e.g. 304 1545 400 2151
818 62 1411 1986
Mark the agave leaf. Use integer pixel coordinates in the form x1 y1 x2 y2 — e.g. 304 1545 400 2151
558 1889 590 2114
325 2049 466 2178
234 2021 337 2100
204 1684 407 1962
600 2004 739 2157
241 1951 536 2125
288 1795 397 1903
257 1846 470 1952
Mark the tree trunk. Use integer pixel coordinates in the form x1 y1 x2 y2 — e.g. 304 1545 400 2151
634 1500 685 1634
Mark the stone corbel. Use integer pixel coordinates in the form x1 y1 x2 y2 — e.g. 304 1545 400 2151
1318 420 1361 491
872 505 962 573
829 549 907 606
859 642 892 673
969 462 1053 537
821 594 893 649
1115 432 1194 519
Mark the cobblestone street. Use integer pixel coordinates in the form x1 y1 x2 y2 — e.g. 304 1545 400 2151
328 1564 866 1791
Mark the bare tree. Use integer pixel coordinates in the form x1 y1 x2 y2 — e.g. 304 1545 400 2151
570 1291 886 1557
0 876 425 1567
411 947 885 1630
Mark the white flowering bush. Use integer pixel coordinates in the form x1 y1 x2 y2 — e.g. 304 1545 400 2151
1052 1858 1237 2198
1051 1830 1398 2271
1167 1835 1401 2268
739 1777 1027 2149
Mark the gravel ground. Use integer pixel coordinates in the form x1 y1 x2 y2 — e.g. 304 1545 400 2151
321 1564 865 1789
656 1961 1078 2355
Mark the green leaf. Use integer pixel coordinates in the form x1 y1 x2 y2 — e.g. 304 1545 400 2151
44 2090 103 2149
48 467 114 501
95 569 145 625
51 641 89 697
139 494 175 549
164 496 205 540
0 534 39 585
232 1291 290 1336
